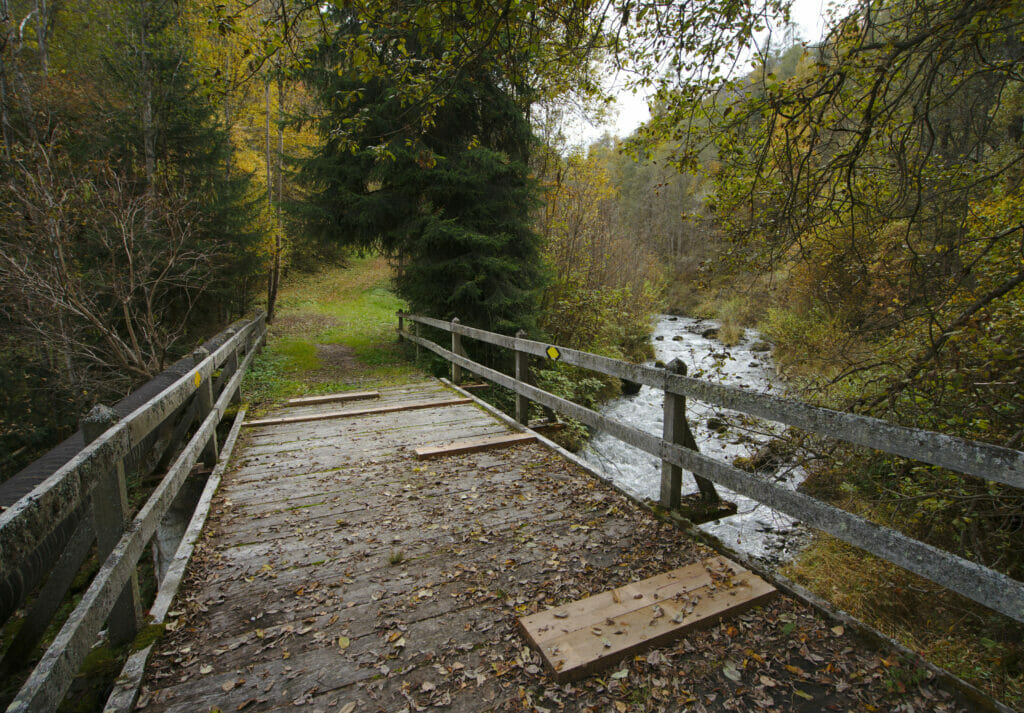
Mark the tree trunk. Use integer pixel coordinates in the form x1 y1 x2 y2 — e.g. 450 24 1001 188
274 70 284 301
0 56 12 160
223 54 232 178
264 80 279 323
35 0 50 76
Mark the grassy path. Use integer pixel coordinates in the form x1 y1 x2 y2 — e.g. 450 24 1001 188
243 256 421 411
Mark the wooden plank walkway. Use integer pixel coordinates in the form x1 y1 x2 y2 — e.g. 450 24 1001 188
137 379 969 713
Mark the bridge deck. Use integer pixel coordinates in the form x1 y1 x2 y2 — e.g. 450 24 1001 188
137 380 966 712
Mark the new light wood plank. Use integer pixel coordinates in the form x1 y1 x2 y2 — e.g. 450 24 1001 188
243 398 472 427
285 390 379 406
413 432 536 459
518 556 777 682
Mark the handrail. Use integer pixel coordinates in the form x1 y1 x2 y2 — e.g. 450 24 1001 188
397 312 1024 624
0 313 266 712
403 313 1023 488
0 316 264 593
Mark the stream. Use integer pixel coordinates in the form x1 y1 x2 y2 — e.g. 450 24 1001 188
579 315 810 566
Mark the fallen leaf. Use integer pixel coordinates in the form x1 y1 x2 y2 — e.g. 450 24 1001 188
611 669 629 680
421 681 436 692
831 625 845 636
200 664 213 675
553 611 568 619
793 688 813 701
722 662 742 683
338 702 357 713
614 702 628 712
222 680 236 692
338 636 350 650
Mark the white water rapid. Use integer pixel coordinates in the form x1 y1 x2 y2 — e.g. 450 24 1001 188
578 315 809 565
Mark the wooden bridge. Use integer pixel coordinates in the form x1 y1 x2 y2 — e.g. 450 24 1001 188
1 312 1021 712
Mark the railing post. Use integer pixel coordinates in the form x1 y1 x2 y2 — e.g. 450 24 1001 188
224 329 241 405
249 312 266 355
415 321 421 361
81 405 141 645
192 347 219 466
661 358 720 509
397 311 404 342
451 318 463 384
515 330 530 425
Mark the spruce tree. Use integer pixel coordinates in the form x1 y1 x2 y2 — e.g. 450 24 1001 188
300 12 544 335
81 0 260 326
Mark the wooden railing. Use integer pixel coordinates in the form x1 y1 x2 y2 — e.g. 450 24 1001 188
397 312 1024 624
0 313 266 713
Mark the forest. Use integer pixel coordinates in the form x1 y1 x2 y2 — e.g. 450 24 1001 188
1 0 1022 704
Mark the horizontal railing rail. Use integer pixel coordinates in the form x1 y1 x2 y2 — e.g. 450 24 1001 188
397 312 1024 624
403 313 1023 489
0 312 266 713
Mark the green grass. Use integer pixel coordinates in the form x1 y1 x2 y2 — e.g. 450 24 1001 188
273 337 321 372
243 255 421 408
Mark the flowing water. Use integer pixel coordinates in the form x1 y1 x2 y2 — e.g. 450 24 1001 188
579 315 809 566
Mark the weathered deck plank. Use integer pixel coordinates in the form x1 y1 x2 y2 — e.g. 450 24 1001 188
286 390 380 406
414 432 537 459
243 397 473 427
519 556 778 681
138 379 970 713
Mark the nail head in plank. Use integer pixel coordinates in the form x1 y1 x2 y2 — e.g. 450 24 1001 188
518 556 777 682
285 390 380 406
244 398 473 427
414 433 537 459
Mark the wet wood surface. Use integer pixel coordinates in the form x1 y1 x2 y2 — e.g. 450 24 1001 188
138 379 969 713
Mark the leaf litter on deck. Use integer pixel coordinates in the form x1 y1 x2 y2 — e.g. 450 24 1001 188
139 441 968 713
